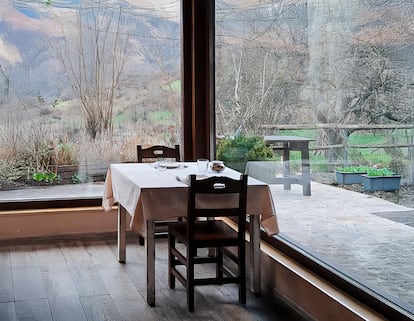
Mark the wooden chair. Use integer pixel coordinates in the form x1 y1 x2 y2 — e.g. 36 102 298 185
137 144 180 163
137 144 181 245
168 174 248 312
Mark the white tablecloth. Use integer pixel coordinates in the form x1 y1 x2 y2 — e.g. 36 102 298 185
102 162 279 236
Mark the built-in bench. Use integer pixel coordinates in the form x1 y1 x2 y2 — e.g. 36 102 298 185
0 182 123 240
0 205 122 241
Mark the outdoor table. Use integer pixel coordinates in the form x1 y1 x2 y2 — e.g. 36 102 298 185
102 162 279 306
264 135 314 196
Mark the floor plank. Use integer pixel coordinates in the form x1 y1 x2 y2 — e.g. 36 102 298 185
42 269 79 299
110 296 156 321
68 261 108 297
48 295 87 321
0 246 11 267
80 294 123 321
0 266 14 302
15 298 53 321
37 243 67 269
0 302 16 321
10 245 39 267
12 267 46 301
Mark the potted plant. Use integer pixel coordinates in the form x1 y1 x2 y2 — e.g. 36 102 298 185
335 165 370 185
362 167 401 192
216 135 276 173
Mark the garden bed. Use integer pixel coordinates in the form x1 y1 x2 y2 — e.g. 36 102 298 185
0 163 108 191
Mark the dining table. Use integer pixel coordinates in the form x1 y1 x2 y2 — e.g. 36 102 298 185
102 161 279 306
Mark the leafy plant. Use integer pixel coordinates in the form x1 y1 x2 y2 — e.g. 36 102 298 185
335 165 370 173
32 171 61 183
366 167 397 177
71 173 82 184
216 135 276 172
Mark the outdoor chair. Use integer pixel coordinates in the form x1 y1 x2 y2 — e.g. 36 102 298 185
167 174 248 312
137 144 181 245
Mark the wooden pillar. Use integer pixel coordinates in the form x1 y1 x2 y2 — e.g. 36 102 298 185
181 0 215 161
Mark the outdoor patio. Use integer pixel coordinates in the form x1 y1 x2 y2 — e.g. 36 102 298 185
272 182 414 310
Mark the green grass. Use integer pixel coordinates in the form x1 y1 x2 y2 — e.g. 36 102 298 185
52 100 70 110
347 132 392 165
113 111 128 123
348 132 386 145
270 130 403 171
274 130 316 139
149 110 173 124
163 80 181 92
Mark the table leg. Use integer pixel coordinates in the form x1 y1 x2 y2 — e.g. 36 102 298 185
146 220 156 306
282 142 291 191
250 215 261 294
301 147 311 196
117 205 126 263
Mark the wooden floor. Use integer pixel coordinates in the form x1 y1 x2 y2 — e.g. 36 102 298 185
0 236 308 321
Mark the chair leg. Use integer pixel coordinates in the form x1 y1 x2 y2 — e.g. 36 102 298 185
187 250 195 312
188 279 194 311
138 235 145 246
168 234 175 289
240 273 246 305
239 245 246 305
217 247 223 284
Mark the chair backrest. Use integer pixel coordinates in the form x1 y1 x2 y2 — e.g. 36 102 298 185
137 145 180 163
187 174 248 239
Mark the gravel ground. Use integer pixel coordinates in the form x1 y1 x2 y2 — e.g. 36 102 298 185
337 183 414 208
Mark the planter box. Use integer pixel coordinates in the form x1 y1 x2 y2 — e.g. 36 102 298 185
55 163 109 184
362 175 401 192
335 171 366 185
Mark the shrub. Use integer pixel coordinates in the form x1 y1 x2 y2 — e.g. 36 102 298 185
52 142 77 165
216 135 276 172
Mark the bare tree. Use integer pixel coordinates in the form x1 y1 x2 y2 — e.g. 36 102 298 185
50 0 129 139
344 1 414 126
0 65 10 103
215 0 308 136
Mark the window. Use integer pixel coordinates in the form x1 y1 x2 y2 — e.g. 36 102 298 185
215 0 414 318
0 0 181 202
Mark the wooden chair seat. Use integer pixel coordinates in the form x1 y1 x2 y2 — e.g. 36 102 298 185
169 220 239 245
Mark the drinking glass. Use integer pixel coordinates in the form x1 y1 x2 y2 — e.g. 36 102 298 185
156 158 167 171
197 158 209 173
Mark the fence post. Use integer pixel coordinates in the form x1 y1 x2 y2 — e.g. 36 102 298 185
340 128 349 165
408 131 414 184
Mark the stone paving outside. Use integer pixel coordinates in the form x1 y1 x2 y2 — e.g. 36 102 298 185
271 182 414 313
1 180 414 315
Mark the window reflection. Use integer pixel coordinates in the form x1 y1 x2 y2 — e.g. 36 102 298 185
215 0 414 313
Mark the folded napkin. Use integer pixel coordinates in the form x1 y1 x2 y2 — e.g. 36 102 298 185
176 175 209 185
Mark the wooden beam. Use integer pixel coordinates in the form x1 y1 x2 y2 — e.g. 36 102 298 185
181 0 215 161
260 123 414 130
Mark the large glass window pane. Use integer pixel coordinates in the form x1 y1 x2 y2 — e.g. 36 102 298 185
0 0 181 201
216 0 414 315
